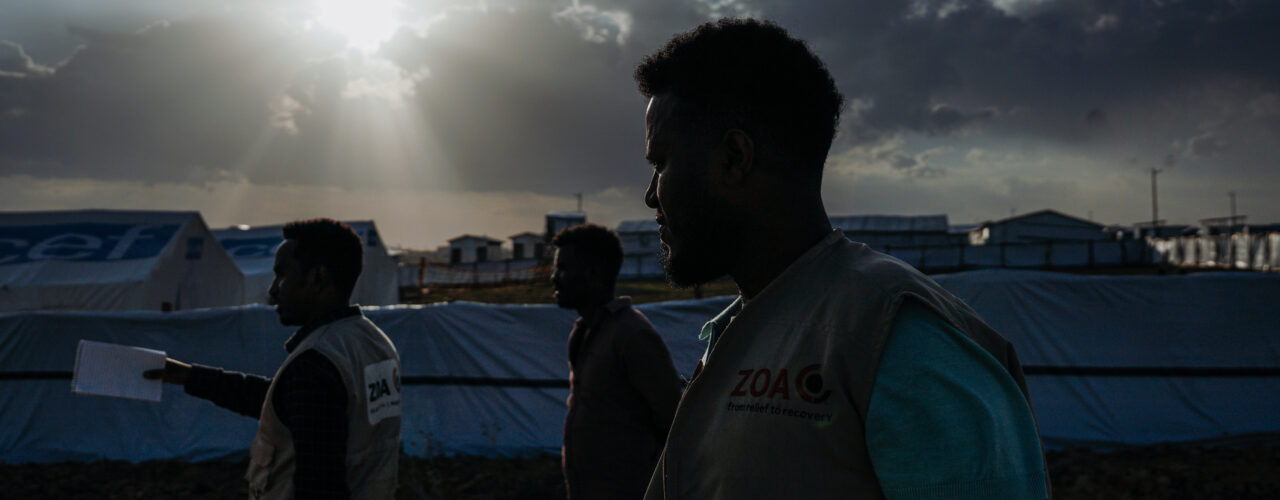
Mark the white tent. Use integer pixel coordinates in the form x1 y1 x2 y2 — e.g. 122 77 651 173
0 210 244 311
214 221 399 306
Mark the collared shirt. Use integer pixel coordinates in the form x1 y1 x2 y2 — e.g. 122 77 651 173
185 306 362 499
564 297 683 500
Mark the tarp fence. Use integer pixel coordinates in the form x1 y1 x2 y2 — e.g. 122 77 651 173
2 270 1278 463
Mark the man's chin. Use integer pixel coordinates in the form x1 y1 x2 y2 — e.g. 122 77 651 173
274 308 301 326
661 248 725 288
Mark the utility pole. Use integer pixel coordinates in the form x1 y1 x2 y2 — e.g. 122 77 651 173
1228 191 1237 232
1150 168 1162 237
575 192 583 212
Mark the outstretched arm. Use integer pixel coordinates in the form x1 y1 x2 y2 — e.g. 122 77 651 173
145 358 271 418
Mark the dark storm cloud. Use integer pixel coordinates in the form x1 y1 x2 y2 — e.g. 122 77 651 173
382 8 640 192
0 1 715 192
1186 132 1228 158
379 0 720 192
0 41 52 76
0 15 349 183
755 0 1280 143
1 0 1278 199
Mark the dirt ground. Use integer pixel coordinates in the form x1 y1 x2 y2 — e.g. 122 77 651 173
3 443 1278 499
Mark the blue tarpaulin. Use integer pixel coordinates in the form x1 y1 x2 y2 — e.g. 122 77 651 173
1 270 1277 463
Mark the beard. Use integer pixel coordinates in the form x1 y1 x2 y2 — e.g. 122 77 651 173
554 289 579 309
659 192 736 288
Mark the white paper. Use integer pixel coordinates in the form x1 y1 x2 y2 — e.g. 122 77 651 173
71 340 166 402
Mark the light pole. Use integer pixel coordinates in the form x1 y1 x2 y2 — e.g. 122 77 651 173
1150 168 1162 237
1228 191 1237 233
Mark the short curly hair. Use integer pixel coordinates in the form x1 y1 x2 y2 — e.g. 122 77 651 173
635 18 844 170
552 223 623 280
282 218 364 300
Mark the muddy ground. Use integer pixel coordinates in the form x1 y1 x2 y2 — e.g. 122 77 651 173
2 444 1278 499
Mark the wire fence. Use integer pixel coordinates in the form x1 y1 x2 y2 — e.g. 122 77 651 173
879 238 1155 273
398 260 549 288
400 235 1268 290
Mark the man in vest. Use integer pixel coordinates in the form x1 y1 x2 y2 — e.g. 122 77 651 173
635 19 1049 499
552 224 683 500
145 218 401 499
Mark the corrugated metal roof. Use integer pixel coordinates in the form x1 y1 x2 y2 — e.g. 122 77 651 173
447 234 502 244
986 209 1102 228
509 231 542 239
829 214 949 233
616 219 660 233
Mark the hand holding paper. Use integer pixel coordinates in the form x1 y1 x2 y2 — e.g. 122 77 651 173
143 358 192 385
72 340 167 402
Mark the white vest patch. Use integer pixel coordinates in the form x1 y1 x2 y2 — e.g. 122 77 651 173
363 359 401 425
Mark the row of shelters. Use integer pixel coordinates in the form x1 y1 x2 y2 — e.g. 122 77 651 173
404 208 1280 286
414 210 1123 282
0 210 398 312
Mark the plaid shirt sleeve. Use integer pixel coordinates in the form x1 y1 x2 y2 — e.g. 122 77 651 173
273 350 351 499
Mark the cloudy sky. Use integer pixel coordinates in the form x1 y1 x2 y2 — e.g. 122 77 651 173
2 0 1277 248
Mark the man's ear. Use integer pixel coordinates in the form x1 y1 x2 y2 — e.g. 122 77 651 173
718 129 754 186
308 266 329 287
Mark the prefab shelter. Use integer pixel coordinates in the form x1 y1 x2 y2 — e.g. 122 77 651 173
830 214 954 250
970 209 1107 245
446 235 502 264
214 221 398 306
616 219 662 278
510 232 545 261
0 210 243 311
545 211 586 240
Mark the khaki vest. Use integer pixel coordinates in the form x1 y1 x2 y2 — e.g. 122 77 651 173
644 231 1038 500
246 315 402 500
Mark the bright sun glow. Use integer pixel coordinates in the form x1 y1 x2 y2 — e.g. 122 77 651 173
314 0 401 51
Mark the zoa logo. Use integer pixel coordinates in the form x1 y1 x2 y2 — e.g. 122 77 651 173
730 363 830 404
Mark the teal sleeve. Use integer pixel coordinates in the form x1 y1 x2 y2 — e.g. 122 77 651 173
865 302 1048 500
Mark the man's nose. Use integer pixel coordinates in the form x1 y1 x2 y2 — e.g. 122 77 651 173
644 171 659 209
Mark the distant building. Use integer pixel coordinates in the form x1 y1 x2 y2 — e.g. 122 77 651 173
948 223 982 244
831 214 954 250
1123 222 1198 238
1200 216 1279 235
616 219 660 257
970 210 1106 245
546 211 586 240
510 232 545 261
447 235 502 264
615 219 663 278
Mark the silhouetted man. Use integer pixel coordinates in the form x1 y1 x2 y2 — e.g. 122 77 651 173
552 224 682 500
635 19 1048 499
145 219 401 499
